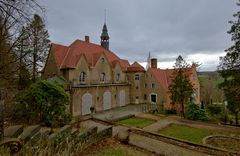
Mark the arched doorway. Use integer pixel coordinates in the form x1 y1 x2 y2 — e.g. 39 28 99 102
119 90 126 107
103 91 111 110
81 93 92 115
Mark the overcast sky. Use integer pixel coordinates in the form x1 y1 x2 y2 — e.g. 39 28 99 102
41 0 238 71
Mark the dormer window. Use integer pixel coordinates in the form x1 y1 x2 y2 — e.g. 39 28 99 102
79 72 86 82
116 73 120 82
100 72 105 82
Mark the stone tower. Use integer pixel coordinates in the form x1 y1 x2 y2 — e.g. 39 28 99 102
100 23 109 50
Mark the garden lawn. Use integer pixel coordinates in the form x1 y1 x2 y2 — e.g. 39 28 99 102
159 124 213 144
117 117 155 128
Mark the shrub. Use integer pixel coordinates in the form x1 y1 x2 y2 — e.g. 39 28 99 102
218 111 229 123
17 80 72 127
207 104 224 116
186 103 209 121
165 109 177 114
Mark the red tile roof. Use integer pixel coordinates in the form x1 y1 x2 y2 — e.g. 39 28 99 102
127 62 146 72
150 68 169 90
113 59 131 71
51 39 125 69
52 43 68 67
149 67 194 91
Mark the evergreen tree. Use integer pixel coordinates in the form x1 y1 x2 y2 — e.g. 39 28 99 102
26 14 50 82
219 1 240 125
169 55 194 118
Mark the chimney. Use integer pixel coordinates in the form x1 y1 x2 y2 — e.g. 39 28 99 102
151 58 157 68
85 36 90 43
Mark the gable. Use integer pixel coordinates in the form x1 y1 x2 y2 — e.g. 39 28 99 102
42 48 60 79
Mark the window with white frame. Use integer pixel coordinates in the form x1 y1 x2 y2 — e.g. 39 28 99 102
116 73 120 82
135 74 140 80
79 72 86 82
150 94 157 103
100 72 106 82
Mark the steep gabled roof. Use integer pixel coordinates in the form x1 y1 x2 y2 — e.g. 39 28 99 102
127 62 145 72
51 39 121 69
113 59 130 71
149 68 169 90
51 43 68 68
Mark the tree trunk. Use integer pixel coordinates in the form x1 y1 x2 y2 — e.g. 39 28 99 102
181 102 185 118
235 112 239 126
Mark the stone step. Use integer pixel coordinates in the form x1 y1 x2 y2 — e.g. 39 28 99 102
71 128 80 139
4 125 23 138
18 125 41 144
48 125 72 145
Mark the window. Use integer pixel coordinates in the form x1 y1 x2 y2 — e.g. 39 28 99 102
144 94 147 100
79 72 86 82
151 83 155 89
101 57 105 63
100 73 106 82
151 94 157 103
144 83 147 88
136 86 139 90
116 73 120 82
135 74 140 80
126 75 129 81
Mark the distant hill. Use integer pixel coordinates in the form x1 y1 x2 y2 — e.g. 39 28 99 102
198 71 224 86
198 71 219 78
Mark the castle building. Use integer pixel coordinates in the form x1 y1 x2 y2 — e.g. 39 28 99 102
42 23 200 116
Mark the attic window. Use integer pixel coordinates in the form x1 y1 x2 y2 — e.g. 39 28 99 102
101 57 105 63
79 72 86 82
100 72 105 82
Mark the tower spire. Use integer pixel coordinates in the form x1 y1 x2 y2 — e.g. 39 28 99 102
100 9 109 50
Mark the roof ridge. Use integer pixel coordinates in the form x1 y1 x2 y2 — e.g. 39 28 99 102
52 43 68 47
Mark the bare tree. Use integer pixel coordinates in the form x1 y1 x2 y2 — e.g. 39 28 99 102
0 0 43 84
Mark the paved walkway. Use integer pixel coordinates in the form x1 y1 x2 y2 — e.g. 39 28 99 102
129 133 211 156
93 104 142 121
143 119 172 132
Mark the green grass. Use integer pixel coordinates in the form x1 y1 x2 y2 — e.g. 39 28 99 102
159 124 213 144
87 144 151 156
117 117 155 128
198 75 207 85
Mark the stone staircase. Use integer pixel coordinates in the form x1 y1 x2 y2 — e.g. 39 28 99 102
1 120 112 155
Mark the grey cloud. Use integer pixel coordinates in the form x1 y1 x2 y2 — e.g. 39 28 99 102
41 0 237 70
